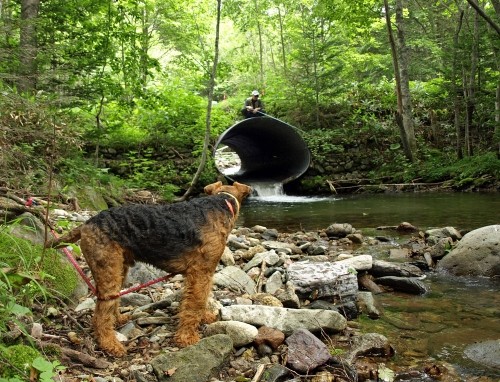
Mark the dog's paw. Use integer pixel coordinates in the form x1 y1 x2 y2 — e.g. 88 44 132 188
102 341 127 357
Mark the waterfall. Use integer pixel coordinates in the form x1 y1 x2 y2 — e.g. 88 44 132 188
251 182 284 197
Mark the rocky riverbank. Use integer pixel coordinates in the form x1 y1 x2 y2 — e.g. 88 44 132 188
2 199 499 381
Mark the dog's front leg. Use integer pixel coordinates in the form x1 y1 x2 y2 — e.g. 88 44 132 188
174 267 216 347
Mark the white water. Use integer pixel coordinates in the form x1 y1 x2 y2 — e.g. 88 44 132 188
250 182 330 203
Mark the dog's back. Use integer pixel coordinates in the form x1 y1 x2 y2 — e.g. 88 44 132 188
87 195 234 263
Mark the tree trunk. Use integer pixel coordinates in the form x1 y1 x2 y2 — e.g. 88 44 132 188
464 3 480 156
178 0 221 200
18 0 40 93
452 9 464 159
277 5 287 76
383 0 415 162
253 0 264 88
395 0 416 161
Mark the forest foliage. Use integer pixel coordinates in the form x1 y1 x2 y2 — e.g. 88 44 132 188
0 0 499 199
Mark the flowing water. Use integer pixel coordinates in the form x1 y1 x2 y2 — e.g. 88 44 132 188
238 186 500 380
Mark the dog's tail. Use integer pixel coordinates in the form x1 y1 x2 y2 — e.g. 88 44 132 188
45 226 83 249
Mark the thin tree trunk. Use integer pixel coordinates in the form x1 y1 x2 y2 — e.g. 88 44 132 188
465 0 500 36
464 4 480 156
277 5 287 76
18 0 39 93
179 0 221 200
395 0 416 161
253 0 264 88
383 0 413 161
452 9 464 159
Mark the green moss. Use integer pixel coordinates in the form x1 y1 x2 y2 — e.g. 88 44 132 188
0 345 41 378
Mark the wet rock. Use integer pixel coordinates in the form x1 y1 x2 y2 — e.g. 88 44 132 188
285 329 332 373
346 233 364 244
436 224 500 277
371 259 423 277
220 305 347 335
464 339 500 369
204 321 258 347
325 223 355 238
375 276 428 295
397 222 418 232
345 332 393 363
213 265 256 294
151 334 233 382
357 291 380 319
428 237 453 260
425 226 462 245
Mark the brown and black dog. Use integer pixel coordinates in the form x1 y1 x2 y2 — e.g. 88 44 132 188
46 181 252 356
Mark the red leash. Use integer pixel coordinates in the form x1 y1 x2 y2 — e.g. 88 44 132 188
51 230 172 299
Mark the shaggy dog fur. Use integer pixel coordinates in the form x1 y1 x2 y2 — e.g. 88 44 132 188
46 181 252 356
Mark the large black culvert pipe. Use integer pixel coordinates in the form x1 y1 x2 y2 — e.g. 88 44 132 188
214 116 311 184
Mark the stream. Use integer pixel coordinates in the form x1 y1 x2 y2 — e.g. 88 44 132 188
238 190 500 380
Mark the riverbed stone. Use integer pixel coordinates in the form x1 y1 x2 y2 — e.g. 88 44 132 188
204 321 258 347
375 276 428 295
436 225 500 277
220 305 347 335
287 261 358 301
213 266 256 294
425 226 462 245
464 339 500 369
151 334 233 382
325 223 356 238
371 259 423 277
285 328 332 373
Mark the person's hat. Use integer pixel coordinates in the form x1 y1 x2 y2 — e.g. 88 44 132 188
251 90 259 96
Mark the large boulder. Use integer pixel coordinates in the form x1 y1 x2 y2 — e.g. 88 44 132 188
436 225 500 277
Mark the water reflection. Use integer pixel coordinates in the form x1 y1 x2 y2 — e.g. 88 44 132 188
240 192 500 232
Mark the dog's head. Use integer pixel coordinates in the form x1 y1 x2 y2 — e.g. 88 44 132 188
204 181 252 202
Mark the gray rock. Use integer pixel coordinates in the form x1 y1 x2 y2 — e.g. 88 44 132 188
357 291 380 319
371 259 423 277
120 292 153 307
285 329 331 373
325 223 355 238
274 281 301 308
265 271 284 295
464 339 500 369
436 225 500 277
204 321 258 347
425 226 462 245
375 276 428 295
213 266 256 294
220 305 346 335
345 332 392 363
151 334 233 382
287 261 358 301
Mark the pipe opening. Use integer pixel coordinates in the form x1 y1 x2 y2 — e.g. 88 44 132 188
214 116 311 186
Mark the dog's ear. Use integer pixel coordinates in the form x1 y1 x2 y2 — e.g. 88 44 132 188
204 181 223 195
234 182 252 196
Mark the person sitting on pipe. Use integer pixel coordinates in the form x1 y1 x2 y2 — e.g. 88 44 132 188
242 90 265 118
